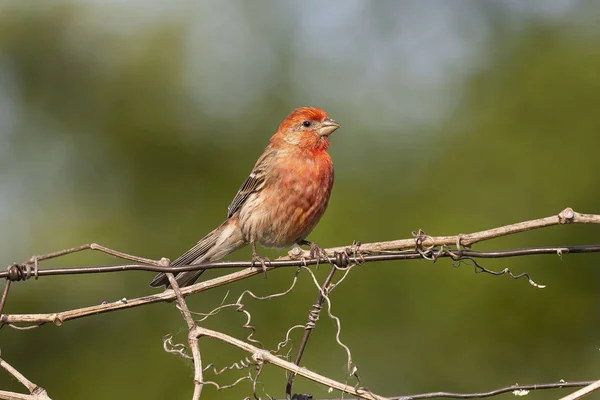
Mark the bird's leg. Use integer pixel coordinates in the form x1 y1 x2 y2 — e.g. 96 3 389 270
251 241 270 278
298 239 326 261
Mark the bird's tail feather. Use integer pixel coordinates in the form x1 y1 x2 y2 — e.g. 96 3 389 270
149 218 246 288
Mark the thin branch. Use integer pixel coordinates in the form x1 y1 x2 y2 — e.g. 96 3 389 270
287 264 338 397
1 267 266 326
397 380 597 400
559 379 600 400
0 207 598 399
303 266 357 386
306 380 597 400
287 207 598 258
0 281 11 316
0 356 52 400
0 358 38 393
2 207 599 282
2 245 600 280
0 245 600 326
165 272 204 400
192 325 388 400
23 243 168 267
0 391 40 400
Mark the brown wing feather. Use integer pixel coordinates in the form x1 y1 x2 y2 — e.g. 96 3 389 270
150 147 276 288
148 230 218 287
227 148 275 218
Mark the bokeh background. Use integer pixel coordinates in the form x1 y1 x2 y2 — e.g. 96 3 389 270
1 1 599 399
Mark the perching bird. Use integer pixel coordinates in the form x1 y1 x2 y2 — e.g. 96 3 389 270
150 107 340 288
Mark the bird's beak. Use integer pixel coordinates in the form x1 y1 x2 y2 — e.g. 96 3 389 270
318 118 341 136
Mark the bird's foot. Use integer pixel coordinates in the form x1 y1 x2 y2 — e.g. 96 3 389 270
251 254 271 278
298 240 327 264
309 242 326 260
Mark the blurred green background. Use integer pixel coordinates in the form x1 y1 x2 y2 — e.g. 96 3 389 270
1 1 599 399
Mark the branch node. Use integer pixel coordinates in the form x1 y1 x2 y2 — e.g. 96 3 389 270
32 386 46 395
288 246 304 259
413 229 434 253
558 207 575 223
159 257 171 266
52 314 63 327
341 241 364 267
251 351 267 364
455 234 466 256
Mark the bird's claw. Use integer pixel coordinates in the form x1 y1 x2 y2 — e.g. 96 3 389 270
252 255 271 278
309 242 325 260
298 239 326 260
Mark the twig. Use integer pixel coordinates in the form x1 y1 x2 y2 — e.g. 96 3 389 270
2 246 600 279
23 243 168 267
286 265 338 398
165 272 204 400
192 325 388 400
399 381 596 399
1 207 598 399
0 239 600 326
2 208 599 282
0 241 593 325
559 379 600 400
303 266 357 387
0 356 52 400
285 207 598 258
0 281 11 316
1 267 267 326
306 380 596 399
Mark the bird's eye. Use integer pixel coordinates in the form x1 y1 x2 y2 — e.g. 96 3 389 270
302 120 311 127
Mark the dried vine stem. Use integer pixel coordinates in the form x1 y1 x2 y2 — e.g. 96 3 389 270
1 207 598 400
0 281 11 316
285 207 596 258
1 208 597 283
314 380 597 400
1 267 266 326
165 272 204 400
559 379 600 400
0 356 52 400
2 207 598 327
286 264 338 397
5 245 600 281
192 325 388 400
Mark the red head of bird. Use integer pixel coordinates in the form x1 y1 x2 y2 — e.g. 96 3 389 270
271 107 341 152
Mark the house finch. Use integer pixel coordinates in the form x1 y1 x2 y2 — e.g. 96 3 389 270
150 107 340 288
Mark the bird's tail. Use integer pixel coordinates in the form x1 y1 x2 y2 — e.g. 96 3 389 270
149 217 246 288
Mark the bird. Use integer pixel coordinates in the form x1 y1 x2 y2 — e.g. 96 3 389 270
150 107 340 288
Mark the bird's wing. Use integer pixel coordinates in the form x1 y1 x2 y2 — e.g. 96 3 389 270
226 149 275 218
